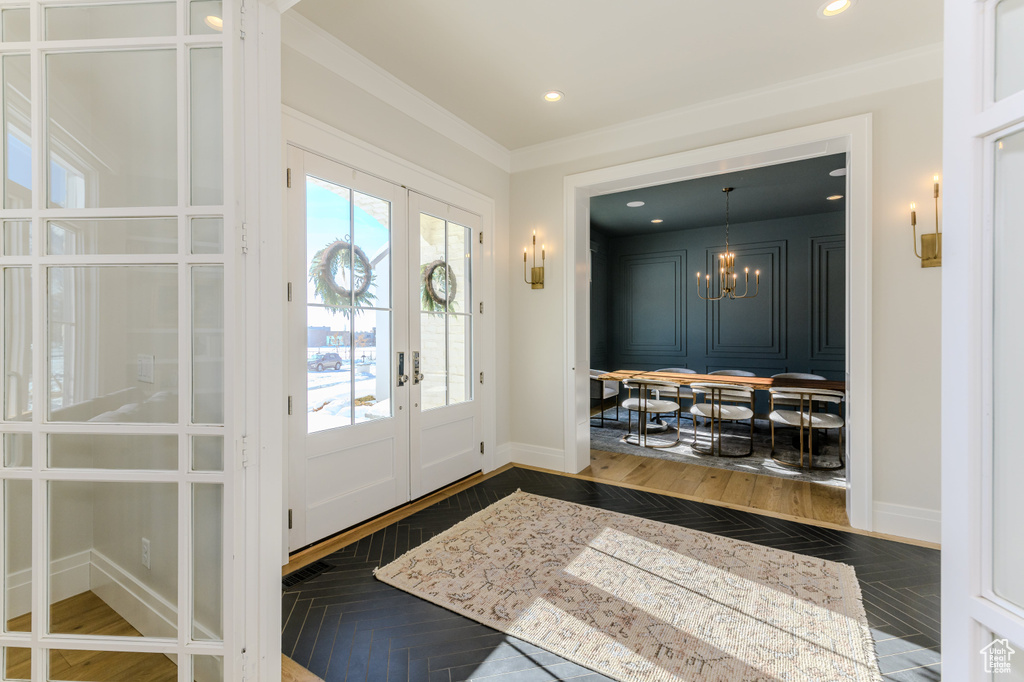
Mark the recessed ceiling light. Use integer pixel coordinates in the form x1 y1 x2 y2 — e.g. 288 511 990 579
829 168 847 177
544 91 563 102
651 219 663 224
827 195 844 201
626 201 645 208
204 14 223 31
819 0 853 17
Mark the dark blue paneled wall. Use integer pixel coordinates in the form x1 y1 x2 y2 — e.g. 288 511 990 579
590 213 845 409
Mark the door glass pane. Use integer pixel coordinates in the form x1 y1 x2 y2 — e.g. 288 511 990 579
193 483 222 641
47 51 176 208
49 650 177 680
4 647 29 680
4 480 30 632
49 481 177 637
45 3 176 41
47 218 177 255
4 267 30 421
996 0 1024 100
192 217 223 254
448 315 471 405
419 213 447 312
3 433 30 467
194 656 224 681
420 312 446 410
48 433 177 470
447 223 471 314
3 221 30 256
993 127 1024 608
353 190 390 308
190 47 223 206
190 0 224 34
307 175 352 309
192 435 223 472
4 54 30 210
48 266 178 423
193 266 224 424
353 308 390 424
1 9 28 42
307 308 351 432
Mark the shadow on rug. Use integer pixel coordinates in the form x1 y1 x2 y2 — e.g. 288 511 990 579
376 491 881 682
590 409 847 488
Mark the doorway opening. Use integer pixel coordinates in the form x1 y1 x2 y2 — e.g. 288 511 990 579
564 116 873 531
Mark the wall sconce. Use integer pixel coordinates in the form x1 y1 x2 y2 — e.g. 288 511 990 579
524 230 545 289
910 175 942 268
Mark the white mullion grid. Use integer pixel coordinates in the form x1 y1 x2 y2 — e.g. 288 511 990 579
27 1 44 677
0 36 219 53
0 205 226 219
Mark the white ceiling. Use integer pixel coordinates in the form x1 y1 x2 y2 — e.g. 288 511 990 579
291 0 943 151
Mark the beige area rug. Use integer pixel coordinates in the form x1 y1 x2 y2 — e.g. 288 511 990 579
375 491 881 682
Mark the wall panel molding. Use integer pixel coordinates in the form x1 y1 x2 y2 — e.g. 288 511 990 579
811 235 846 359
620 252 686 355
706 241 787 358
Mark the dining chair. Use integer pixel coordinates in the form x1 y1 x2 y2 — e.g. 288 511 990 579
621 378 681 448
650 367 696 426
770 372 842 409
689 382 755 457
589 369 619 427
768 387 846 469
708 369 756 414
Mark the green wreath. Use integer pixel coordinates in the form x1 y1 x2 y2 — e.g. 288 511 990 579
421 259 457 314
309 239 377 310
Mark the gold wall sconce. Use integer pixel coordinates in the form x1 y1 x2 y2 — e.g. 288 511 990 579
524 230 545 289
910 175 942 268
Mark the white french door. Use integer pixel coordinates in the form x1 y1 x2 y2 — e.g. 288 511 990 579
287 149 481 550
944 0 1024 677
408 193 481 499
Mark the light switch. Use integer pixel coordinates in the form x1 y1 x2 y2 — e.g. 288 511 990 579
137 354 155 383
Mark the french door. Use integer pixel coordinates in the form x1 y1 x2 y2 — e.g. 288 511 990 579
287 147 481 550
944 0 1024 677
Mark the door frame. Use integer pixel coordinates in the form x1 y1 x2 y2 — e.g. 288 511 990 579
280 104 499 523
562 115 874 531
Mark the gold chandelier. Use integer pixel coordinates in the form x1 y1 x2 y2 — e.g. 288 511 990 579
696 187 760 301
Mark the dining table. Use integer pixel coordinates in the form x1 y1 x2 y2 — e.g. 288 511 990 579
595 370 846 394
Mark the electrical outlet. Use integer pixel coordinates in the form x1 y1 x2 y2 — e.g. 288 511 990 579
141 538 151 570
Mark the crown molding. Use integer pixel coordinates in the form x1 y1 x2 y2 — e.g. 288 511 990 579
510 42 943 173
282 11 512 173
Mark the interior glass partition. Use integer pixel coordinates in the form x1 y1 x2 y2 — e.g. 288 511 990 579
0 1 234 679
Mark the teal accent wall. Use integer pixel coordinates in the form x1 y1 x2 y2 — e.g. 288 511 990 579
591 212 845 410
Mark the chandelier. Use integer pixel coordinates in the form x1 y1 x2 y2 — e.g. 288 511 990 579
696 187 760 301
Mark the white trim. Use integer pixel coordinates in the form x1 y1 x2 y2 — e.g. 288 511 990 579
494 442 513 470
504 443 565 472
4 550 91 621
563 114 874 531
873 502 942 545
513 43 939 173
280 12 511 173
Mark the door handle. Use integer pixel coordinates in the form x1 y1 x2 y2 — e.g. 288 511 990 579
413 351 423 384
397 351 409 387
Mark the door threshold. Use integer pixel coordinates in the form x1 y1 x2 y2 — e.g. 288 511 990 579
283 466 512 576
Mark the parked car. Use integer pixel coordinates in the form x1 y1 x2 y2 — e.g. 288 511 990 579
308 352 343 372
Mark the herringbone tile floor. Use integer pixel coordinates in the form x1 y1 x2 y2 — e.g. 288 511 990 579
283 467 941 681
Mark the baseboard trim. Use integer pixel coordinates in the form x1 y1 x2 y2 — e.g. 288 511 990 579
873 502 941 544
505 443 565 472
5 550 91 620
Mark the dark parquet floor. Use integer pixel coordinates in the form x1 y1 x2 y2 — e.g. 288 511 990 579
283 467 941 681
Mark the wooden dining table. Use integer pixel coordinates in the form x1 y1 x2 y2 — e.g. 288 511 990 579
595 369 846 394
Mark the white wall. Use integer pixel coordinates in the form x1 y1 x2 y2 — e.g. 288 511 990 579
508 79 944 538
281 44 513 446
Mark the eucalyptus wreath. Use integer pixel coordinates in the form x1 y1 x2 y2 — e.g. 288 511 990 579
309 239 377 310
421 259 457 314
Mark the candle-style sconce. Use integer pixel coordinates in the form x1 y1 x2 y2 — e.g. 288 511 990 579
910 175 942 268
524 230 545 289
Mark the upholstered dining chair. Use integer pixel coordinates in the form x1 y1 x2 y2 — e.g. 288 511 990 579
590 369 619 427
650 367 696 427
768 387 846 469
621 378 681 448
708 369 756 413
770 372 842 409
689 382 755 457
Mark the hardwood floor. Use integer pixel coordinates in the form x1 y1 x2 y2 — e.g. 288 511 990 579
282 466 941 681
582 448 850 526
5 591 178 681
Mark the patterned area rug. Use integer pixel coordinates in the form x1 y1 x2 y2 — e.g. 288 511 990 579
376 491 881 682
591 410 847 487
